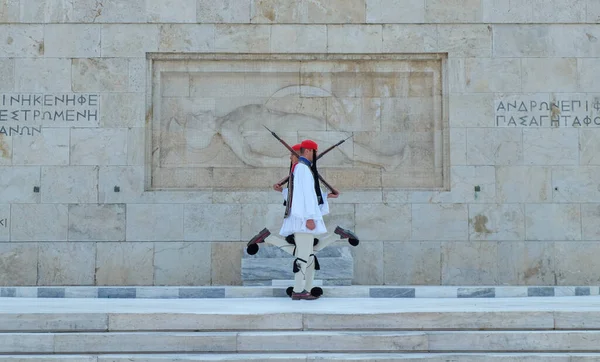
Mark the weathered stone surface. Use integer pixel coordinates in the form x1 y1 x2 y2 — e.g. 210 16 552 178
497 241 555 285
147 0 196 23
412 204 468 240
101 24 159 57
128 58 146 92
425 0 482 22
19 0 72 23
449 93 494 127
496 166 552 203
555 242 600 285
11 204 68 241
154 242 212 285
437 25 492 57
582 204 600 240
12 128 69 165
351 241 383 285
0 166 40 203
356 203 411 240
250 0 365 23
0 59 14 91
0 134 13 166
523 128 579 165
0 25 43 57
305 0 366 23
241 203 293 240
98 166 144 203
0 243 37 285
44 24 100 57
215 25 269 52
38 242 95 285
96 242 154 285
440 166 495 203
522 58 578 92
127 128 144 166
68 204 125 241
72 58 129 92
525 204 581 241
0 0 19 22
126 204 183 241
15 58 71 92
159 24 214 52
41 166 98 203
328 25 382 53
589 0 600 23
271 25 326 53
580 128 600 164
198 0 251 23
466 128 522 166
469 204 525 241
70 128 127 165
384 241 441 285
530 0 586 23
184 204 241 241
441 241 498 285
494 25 600 58
367 0 425 23
460 58 522 93
482 0 532 23
553 167 600 202
0 333 53 353
382 25 437 52
450 128 466 165
71 0 146 23
212 242 243 286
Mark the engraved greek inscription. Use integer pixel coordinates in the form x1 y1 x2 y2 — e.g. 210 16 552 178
496 97 600 128
0 93 100 136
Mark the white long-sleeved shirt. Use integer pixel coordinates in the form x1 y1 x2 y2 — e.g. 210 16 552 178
279 161 327 236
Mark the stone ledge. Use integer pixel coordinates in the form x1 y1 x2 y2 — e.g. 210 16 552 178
0 286 597 299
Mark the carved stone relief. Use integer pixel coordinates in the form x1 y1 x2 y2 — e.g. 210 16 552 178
148 54 448 190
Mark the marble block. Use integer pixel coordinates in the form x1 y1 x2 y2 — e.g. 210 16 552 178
242 245 353 286
0 243 38 286
38 242 95 285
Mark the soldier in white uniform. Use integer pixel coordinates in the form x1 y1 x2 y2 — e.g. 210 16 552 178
247 140 359 300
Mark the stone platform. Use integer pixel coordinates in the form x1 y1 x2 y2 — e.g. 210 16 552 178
0 285 598 299
1 295 600 361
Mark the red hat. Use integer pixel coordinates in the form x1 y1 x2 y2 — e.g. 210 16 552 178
300 139 318 150
292 143 301 151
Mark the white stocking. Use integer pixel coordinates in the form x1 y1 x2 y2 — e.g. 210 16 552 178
263 235 296 256
312 232 339 252
292 232 313 293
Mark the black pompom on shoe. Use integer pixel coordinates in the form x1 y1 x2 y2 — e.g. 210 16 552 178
246 243 259 255
286 286 294 297
285 235 295 245
311 287 323 297
313 238 319 246
349 238 359 246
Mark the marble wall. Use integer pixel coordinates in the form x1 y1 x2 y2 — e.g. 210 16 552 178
1 0 599 286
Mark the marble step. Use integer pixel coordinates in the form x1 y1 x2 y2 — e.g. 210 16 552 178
1 310 598 332
4 331 600 354
1 354 600 362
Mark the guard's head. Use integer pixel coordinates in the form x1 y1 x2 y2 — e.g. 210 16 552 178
290 144 301 163
300 139 318 161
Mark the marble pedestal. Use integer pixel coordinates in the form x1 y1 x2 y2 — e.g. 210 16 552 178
241 245 353 286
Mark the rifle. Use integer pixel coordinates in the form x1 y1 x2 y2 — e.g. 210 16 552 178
264 125 345 195
274 134 352 188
